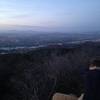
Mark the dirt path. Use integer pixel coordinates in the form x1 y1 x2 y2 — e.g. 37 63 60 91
52 93 78 100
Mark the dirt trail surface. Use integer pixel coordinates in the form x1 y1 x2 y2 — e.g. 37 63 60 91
52 93 78 100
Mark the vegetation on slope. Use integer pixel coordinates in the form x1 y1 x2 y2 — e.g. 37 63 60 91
0 42 100 100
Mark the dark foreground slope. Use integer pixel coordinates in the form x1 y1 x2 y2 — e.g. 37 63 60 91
0 42 100 100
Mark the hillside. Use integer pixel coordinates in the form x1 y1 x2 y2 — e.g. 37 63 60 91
0 42 100 100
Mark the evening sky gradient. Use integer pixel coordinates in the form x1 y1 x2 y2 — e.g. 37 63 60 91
0 0 100 32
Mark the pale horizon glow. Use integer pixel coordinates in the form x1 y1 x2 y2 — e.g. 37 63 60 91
0 0 100 32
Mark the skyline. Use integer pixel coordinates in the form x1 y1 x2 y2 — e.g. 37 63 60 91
0 0 100 32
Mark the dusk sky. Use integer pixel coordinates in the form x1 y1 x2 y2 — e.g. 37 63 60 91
0 0 100 32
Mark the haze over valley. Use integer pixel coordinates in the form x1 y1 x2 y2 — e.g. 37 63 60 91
0 30 100 54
